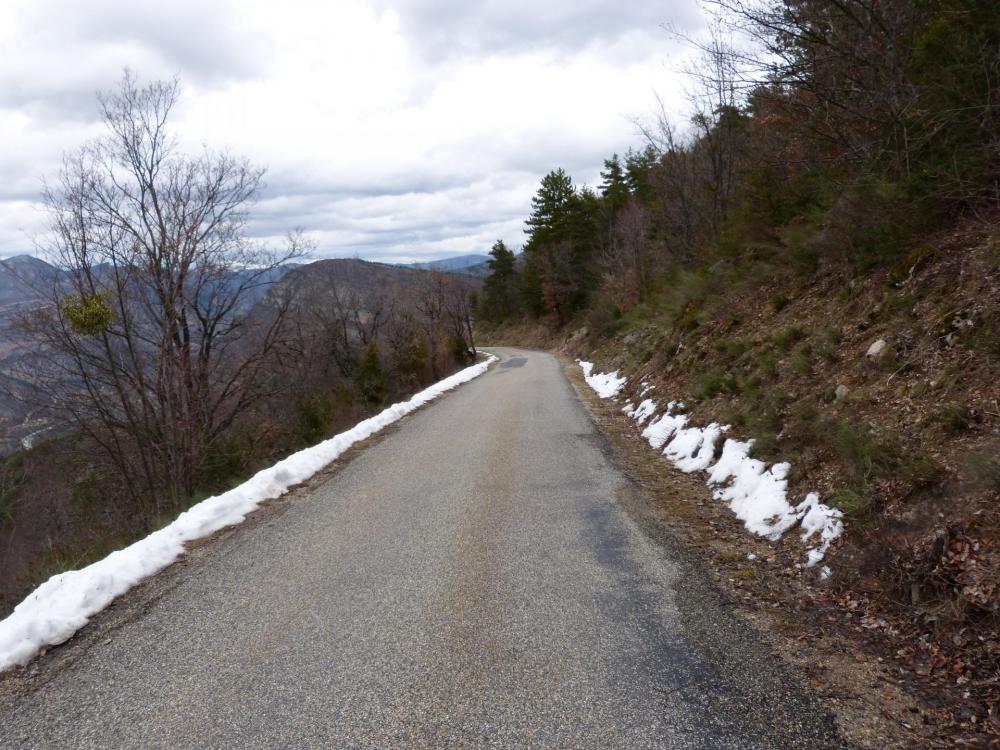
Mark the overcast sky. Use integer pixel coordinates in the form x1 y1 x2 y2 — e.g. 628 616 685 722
0 0 706 263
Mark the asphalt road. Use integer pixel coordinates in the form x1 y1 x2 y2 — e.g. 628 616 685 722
0 348 845 749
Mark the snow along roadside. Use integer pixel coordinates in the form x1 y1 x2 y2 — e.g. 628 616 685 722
0 355 497 672
577 361 843 573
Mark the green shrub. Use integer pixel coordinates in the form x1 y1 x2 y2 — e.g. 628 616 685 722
851 221 904 270
900 452 943 491
713 337 748 361
785 403 821 445
658 269 716 332
744 406 783 460
0 455 24 526
964 453 1000 492
62 293 114 335
586 299 620 338
201 435 252 491
829 488 872 519
769 292 790 313
790 346 813 376
295 395 333 444
674 301 704 333
772 325 806 352
355 342 387 406
888 244 936 284
70 472 102 509
394 340 430 385
830 423 900 485
828 421 941 495
738 374 765 404
695 367 739 399
447 335 473 365
816 328 842 363
965 320 1000 359
923 404 973 434
755 350 779 378
721 409 748 427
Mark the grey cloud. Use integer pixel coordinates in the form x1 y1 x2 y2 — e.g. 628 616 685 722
245 171 540 262
379 0 704 61
0 0 268 121
0 0 700 264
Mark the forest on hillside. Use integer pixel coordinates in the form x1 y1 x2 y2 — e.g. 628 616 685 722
478 0 999 327
0 74 478 616
475 1 1000 741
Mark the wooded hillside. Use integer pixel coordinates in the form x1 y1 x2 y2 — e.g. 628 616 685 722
479 1 1000 742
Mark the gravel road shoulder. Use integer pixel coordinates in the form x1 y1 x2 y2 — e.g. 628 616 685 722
559 352 943 750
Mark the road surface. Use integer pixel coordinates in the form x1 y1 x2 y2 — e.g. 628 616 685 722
0 348 844 749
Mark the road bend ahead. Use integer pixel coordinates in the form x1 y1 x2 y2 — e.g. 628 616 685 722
0 348 844 749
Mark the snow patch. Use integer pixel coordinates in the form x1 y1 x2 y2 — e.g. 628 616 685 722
0 355 497 672
632 399 658 425
577 360 626 399
669 423 726 473
641 409 687 450
796 493 845 567
578 361 844 569
707 442 800 540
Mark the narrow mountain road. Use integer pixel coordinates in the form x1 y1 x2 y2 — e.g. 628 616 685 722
0 348 844 749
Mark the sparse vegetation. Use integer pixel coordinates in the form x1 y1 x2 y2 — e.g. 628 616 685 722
829 423 900 487
472 1 1000 742
965 453 1000 492
695 367 739 400
0 454 24 525
1 74 483 619
923 403 973 434
828 488 872 520
790 346 813 376
773 325 806 353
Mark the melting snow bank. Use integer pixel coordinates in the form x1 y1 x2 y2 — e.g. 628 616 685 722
0 355 497 672
578 360 627 399
583 363 843 572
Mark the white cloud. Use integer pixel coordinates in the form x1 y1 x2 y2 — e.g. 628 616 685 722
0 0 704 262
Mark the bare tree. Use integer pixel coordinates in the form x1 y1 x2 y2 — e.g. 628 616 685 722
634 22 751 258
441 274 477 358
414 271 448 379
413 270 479 375
20 72 301 512
706 0 922 177
314 283 395 379
599 201 655 307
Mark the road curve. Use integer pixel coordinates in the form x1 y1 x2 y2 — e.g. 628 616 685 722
0 348 844 749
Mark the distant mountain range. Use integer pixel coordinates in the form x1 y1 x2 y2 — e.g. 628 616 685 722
400 254 494 278
404 254 489 272
0 252 491 310
0 255 62 311
0 253 486 454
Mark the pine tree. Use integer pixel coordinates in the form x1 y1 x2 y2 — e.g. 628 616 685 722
600 154 630 212
522 170 601 324
525 168 576 246
624 147 657 202
479 239 519 321
354 341 386 406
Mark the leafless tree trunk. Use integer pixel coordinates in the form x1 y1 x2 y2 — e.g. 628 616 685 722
314 283 395 379
19 72 301 512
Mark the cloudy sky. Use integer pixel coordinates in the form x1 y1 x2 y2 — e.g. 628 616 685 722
0 0 706 263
